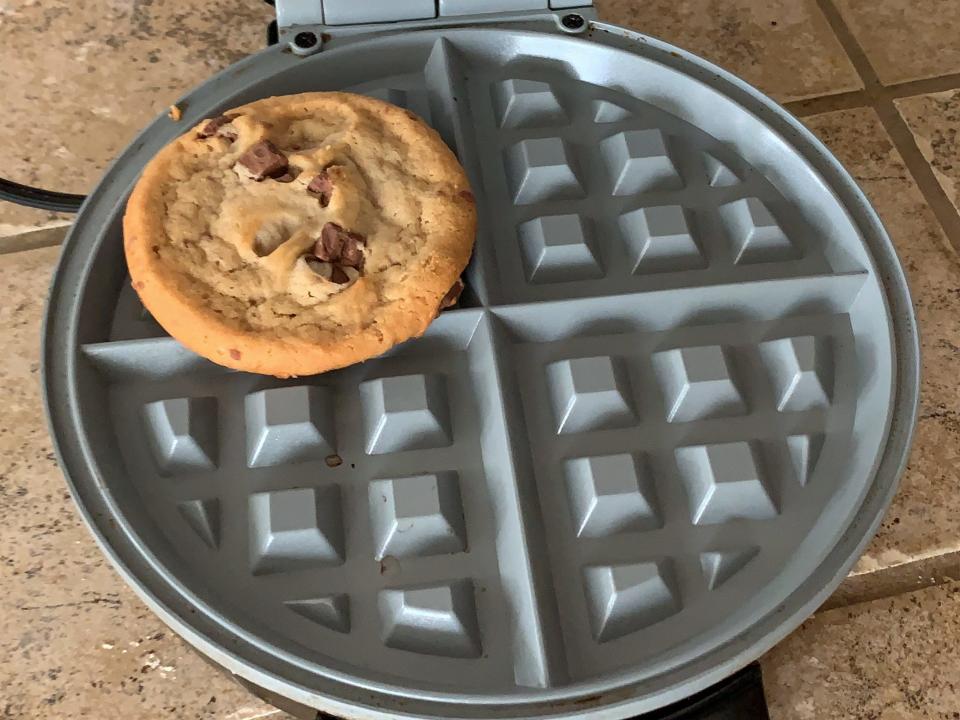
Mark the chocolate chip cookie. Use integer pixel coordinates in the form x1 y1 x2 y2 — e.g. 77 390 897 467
124 92 476 377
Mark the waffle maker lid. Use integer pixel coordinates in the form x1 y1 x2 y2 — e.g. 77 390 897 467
43 3 919 718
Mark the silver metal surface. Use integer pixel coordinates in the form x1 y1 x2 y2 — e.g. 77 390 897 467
324 0 435 25
43 17 918 720
275 0 594 29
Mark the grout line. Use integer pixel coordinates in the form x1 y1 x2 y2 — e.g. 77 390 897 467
874 99 960 255
782 0 886 117
886 71 960 99
812 0 883 91
787 72 960 117
812 0 960 255
784 90 869 117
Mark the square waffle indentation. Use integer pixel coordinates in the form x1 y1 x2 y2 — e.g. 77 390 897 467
565 453 660 537
245 385 336 468
504 137 583 205
518 214 602 284
593 99 632 124
492 78 567 129
759 335 832 411
143 396 218 476
600 129 682 196
360 373 452 455
619 205 705 274
285 594 351 633
249 486 345 575
675 442 777 525
369 472 467 559
720 197 798 264
583 561 679 642
546 356 636 434
379 580 481 658
652 345 746 422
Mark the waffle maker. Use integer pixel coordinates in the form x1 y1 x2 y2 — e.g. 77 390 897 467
42 1 920 717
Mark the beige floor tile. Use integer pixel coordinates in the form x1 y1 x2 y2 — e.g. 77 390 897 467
897 89 960 218
595 0 862 102
804 108 960 575
762 580 960 719
835 0 960 85
0 246 280 719
0 0 273 229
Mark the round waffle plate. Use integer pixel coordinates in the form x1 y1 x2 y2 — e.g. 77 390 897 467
43 19 918 720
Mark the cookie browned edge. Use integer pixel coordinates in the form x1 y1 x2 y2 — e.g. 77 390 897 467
124 92 477 378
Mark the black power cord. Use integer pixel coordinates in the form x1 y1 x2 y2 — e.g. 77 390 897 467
0 176 85 213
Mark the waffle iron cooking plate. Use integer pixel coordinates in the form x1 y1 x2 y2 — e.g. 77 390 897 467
43 3 919 718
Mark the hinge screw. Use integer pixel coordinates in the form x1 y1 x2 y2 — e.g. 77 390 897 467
294 31 318 49
289 30 322 56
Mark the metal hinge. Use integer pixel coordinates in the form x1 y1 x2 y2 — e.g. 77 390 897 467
276 0 593 30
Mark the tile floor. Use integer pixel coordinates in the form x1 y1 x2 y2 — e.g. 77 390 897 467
1 1 959 718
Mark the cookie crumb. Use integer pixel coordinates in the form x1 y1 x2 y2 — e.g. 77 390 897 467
379 555 400 575
167 104 182 121
325 454 343 468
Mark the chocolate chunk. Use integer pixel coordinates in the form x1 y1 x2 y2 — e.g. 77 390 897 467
439 278 465 310
330 266 350 284
339 239 364 270
197 114 238 139
315 222 365 271
237 139 288 181
314 223 345 262
273 166 300 183
306 169 335 207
